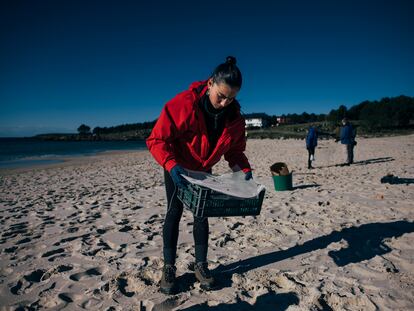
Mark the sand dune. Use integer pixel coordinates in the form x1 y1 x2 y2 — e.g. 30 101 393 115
1 135 413 310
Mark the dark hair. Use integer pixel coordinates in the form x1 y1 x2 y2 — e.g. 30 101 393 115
211 56 242 88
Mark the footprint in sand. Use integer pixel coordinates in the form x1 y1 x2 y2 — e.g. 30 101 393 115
10 280 24 295
58 292 83 303
2 222 29 239
117 277 135 297
153 296 187 311
131 205 144 210
16 233 42 245
215 233 234 247
92 226 106 234
10 265 73 295
53 233 90 246
229 221 244 230
69 267 105 281
144 214 162 225
116 218 129 225
119 225 133 232
136 242 147 250
4 246 18 253
67 226 79 233
43 265 74 279
41 247 67 262
24 269 50 283
98 273 154 300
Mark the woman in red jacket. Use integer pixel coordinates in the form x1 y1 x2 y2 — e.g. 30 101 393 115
147 56 252 294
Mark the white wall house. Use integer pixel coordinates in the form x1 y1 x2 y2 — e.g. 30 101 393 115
245 117 264 127
244 113 270 128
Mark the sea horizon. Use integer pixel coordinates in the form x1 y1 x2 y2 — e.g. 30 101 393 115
0 138 147 169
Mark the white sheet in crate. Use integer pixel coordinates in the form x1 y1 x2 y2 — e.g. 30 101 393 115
182 170 266 199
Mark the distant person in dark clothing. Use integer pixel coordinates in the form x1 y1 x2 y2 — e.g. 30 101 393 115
339 118 356 165
305 125 318 169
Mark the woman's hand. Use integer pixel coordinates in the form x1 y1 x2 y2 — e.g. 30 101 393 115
170 165 189 188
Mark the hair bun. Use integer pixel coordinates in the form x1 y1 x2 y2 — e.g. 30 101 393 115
226 56 237 65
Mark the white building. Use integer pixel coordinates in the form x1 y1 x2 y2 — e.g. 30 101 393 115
244 113 270 128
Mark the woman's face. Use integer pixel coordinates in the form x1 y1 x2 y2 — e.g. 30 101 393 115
207 79 239 110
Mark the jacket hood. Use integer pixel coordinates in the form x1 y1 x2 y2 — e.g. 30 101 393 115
189 80 208 97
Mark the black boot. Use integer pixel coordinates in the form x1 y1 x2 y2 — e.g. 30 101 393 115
194 262 215 290
160 264 177 295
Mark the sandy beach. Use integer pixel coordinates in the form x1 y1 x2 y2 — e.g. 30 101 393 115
1 135 413 310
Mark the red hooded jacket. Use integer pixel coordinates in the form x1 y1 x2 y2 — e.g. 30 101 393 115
146 80 251 173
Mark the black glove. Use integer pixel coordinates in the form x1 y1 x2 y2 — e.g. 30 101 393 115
245 171 253 180
170 165 189 188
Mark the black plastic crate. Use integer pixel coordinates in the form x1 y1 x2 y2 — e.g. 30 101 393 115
177 183 265 217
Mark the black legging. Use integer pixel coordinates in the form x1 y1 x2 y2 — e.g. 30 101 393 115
163 170 209 265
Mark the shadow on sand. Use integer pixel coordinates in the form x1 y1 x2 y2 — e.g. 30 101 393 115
320 157 395 168
352 157 395 165
176 292 299 311
380 174 414 185
212 220 414 289
158 221 413 309
292 184 320 190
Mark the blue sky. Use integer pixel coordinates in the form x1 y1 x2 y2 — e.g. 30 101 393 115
1 0 413 136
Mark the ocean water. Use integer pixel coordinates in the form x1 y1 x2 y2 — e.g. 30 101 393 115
0 138 148 169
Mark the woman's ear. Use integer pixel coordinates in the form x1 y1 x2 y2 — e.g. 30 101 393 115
207 78 213 88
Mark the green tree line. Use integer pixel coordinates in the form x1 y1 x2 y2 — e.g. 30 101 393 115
327 95 414 130
92 120 157 134
264 95 414 130
76 120 157 135
77 95 414 137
